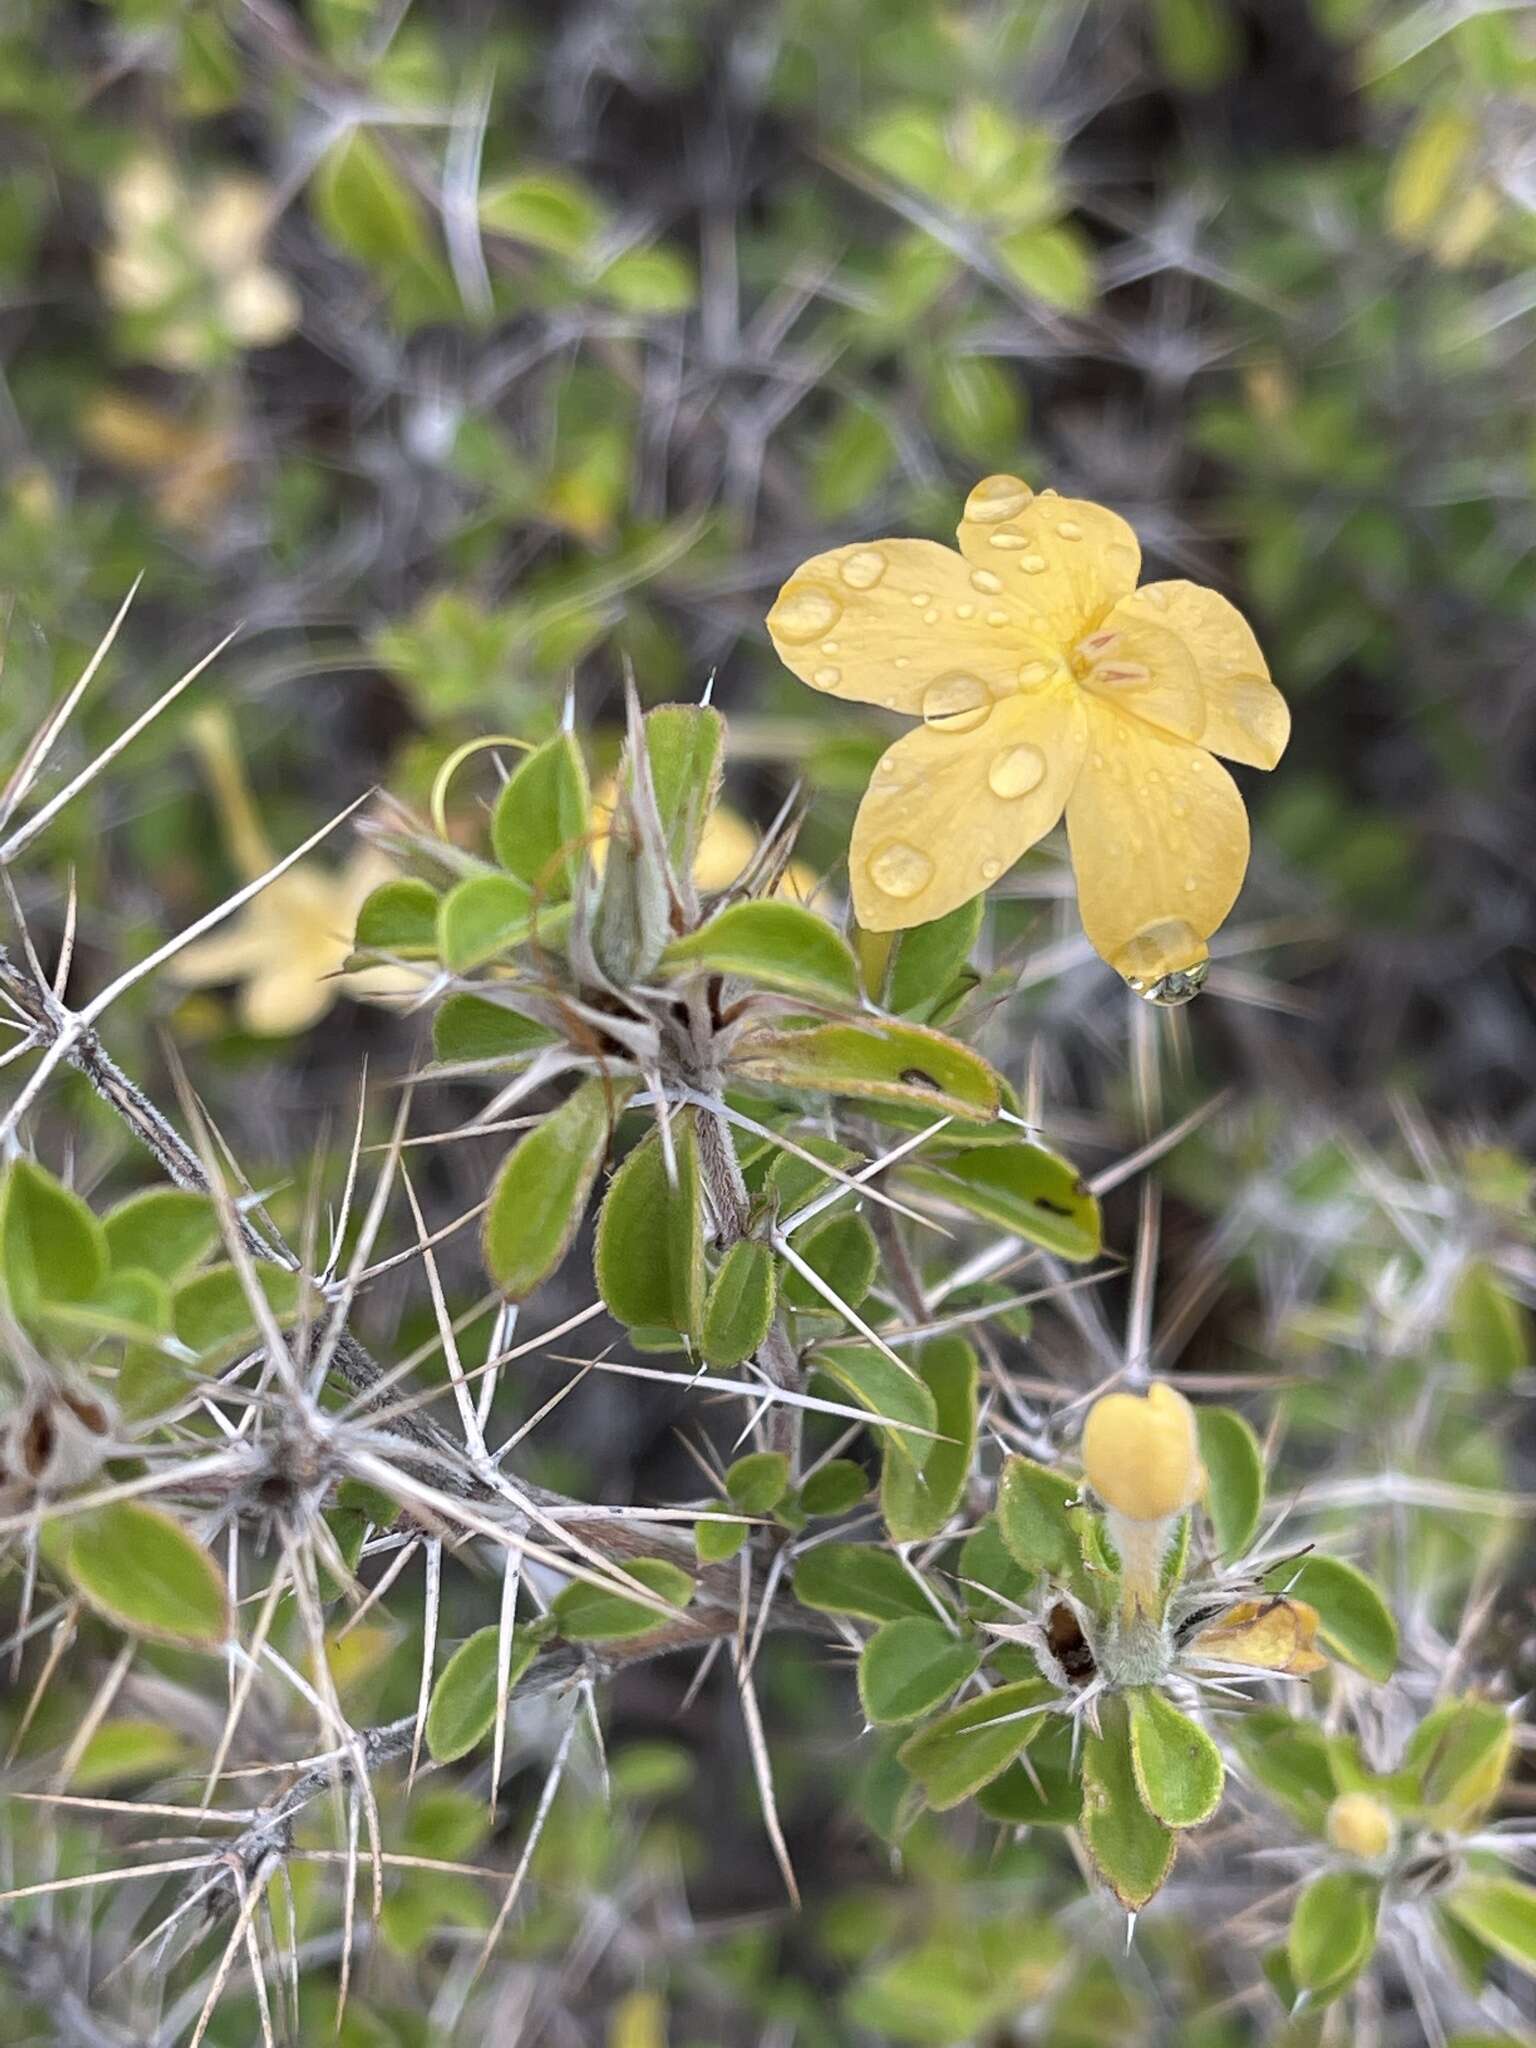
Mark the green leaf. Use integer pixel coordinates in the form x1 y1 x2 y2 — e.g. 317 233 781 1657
484 1079 624 1301
490 733 590 900
2 1159 108 1310
800 1459 869 1517
313 127 433 269
171 1263 302 1357
595 244 697 313
882 1336 978 1543
595 1117 705 1337
552 1558 694 1641
766 1134 863 1213
644 704 725 884
425 1624 541 1763
1263 1556 1398 1682
809 1344 938 1469
1230 1708 1338 1831
1153 0 1240 90
958 1516 1036 1620
1081 1696 1177 1909
700 1238 776 1367
783 1212 879 1313
977 1719 1083 1826
927 355 1023 467
1449 1261 1530 1389
1406 1696 1514 1829
102 1190 219 1284
479 170 604 255
996 1456 1081 1578
354 877 439 958
996 221 1095 312
1126 1688 1224 1828
897 1679 1056 1810
810 398 897 520
664 901 860 1007
725 1451 789 1515
695 1508 749 1563
65 1502 230 1648
877 898 984 1019
733 1016 1001 1122
1445 1877 1536 1978
437 872 534 972
433 994 558 1065
897 1141 1100 1262
1196 1406 1264 1563
1290 1869 1380 1995
793 1542 935 1624
858 1617 981 1726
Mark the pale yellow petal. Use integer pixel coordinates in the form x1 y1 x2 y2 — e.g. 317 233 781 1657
850 681 1087 931
1065 699 1248 995
219 265 300 348
1108 582 1289 769
239 960 336 1036
191 178 272 273
1074 611 1205 746
165 917 271 988
956 475 1140 645
1190 1597 1326 1676
767 539 1054 716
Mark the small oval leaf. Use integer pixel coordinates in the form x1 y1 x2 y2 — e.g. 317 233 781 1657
66 1502 230 1648
897 1678 1056 1810
858 1616 980 1726
484 1079 626 1300
552 1558 695 1642
437 873 534 973
897 1141 1100 1263
881 1336 978 1544
1081 1695 1177 1909
595 1116 705 1337
1196 1406 1264 1564
490 732 590 899
664 901 860 1006
426 1624 541 1763
1290 1869 1380 1994
1126 1688 1224 1828
731 1016 1000 1122
700 1238 776 1367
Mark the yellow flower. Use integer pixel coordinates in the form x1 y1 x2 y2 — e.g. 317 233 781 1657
1186 1596 1327 1678
1326 1792 1395 1862
100 156 299 371
766 474 1289 1001
167 713 420 1035
1081 1382 1203 1524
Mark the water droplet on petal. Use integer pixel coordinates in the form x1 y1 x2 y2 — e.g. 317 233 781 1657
955 602 975 619
1110 920 1210 1006
921 673 992 735
910 590 931 607
969 568 1004 596
964 475 1033 524
1020 554 1048 575
821 640 839 653
923 607 940 625
840 548 887 591
1056 520 1083 541
1017 658 1055 688
986 609 1009 626
769 586 840 643
981 857 1002 880
813 665 842 689
869 841 934 900
988 530 1028 551
987 743 1047 799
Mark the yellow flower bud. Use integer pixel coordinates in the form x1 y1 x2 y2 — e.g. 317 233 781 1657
1081 1382 1202 1523
1326 1792 1395 1863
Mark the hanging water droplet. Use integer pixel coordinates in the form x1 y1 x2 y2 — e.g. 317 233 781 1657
1110 919 1209 1006
921 673 992 735
868 841 934 900
969 568 1004 596
964 475 1033 524
769 586 840 643
813 665 842 689
1056 520 1083 541
987 743 1047 799
1020 554 1048 574
839 547 887 591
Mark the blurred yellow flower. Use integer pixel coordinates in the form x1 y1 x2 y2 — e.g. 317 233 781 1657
1326 1791 1395 1861
168 713 420 1036
592 779 817 901
1081 1381 1202 1525
100 155 299 370
1186 1595 1327 1678
767 474 1289 1001
80 390 239 530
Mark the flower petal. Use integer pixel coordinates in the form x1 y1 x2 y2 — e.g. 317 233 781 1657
239 961 336 1037
164 917 272 989
1189 1597 1326 1676
1109 582 1289 769
850 682 1087 931
957 475 1141 645
1075 611 1205 747
767 539 1053 715
1066 699 1249 994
